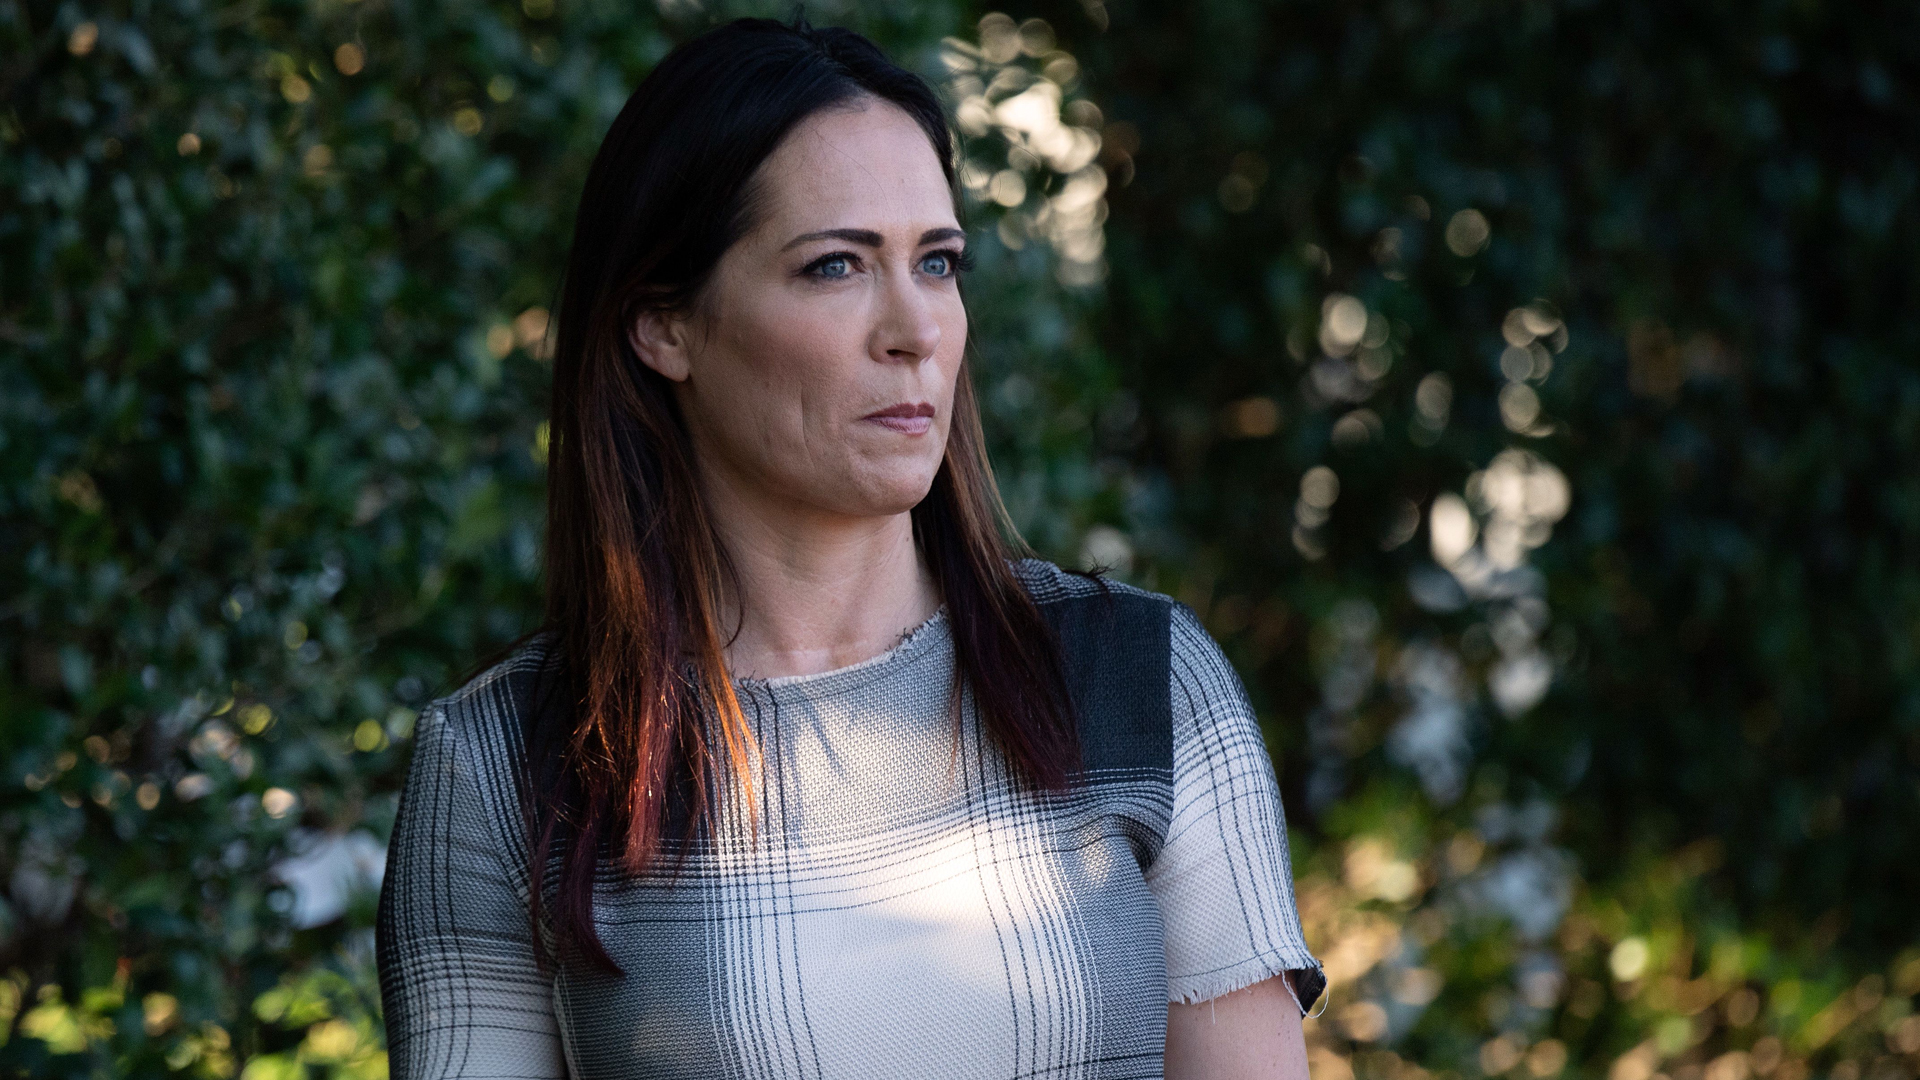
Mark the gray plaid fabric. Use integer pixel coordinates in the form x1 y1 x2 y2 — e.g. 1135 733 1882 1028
378 560 1323 1079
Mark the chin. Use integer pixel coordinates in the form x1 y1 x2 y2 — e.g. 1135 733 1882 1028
838 464 941 518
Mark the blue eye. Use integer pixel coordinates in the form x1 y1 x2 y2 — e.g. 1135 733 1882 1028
921 248 975 277
802 248 972 281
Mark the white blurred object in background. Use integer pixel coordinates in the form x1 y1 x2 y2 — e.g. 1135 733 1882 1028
273 829 387 929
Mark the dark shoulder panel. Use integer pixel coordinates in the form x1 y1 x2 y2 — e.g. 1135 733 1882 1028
1022 561 1174 777
431 633 565 818
443 633 560 756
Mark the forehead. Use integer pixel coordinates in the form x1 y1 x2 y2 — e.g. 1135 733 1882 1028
752 99 956 235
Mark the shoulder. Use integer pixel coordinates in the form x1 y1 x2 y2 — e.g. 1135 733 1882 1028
414 632 561 780
1010 557 1178 681
1160 598 1271 776
1011 556 1154 604
1010 557 1218 659
388 637 561 869
436 631 560 714
1165 598 1239 692
1009 558 1180 775
1009 558 1243 720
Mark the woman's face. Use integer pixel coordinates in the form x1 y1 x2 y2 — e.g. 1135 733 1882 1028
634 97 969 524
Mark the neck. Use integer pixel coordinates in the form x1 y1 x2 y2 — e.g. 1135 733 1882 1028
699 467 941 682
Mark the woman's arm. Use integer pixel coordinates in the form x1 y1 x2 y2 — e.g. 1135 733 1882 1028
1164 973 1312 1080
1151 601 1323 1079
377 700 567 1080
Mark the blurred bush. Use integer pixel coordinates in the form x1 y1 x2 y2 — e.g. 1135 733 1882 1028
5 0 1919 1078
1028 3 1920 1080
0 0 1122 1074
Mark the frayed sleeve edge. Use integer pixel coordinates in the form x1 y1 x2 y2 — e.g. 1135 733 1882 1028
1168 951 1327 1012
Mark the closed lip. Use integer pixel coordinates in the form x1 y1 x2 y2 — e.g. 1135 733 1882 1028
864 402 936 420
862 401 935 436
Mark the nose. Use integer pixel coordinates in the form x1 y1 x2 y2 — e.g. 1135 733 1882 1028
870 261 942 364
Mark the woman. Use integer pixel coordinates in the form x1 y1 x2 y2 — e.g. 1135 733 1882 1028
376 14 1323 1079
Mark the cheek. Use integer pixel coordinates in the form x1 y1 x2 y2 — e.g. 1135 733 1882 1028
699 294 866 460
935 299 969 404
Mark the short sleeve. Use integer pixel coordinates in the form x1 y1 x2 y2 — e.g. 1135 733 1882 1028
376 701 568 1079
1144 602 1326 1009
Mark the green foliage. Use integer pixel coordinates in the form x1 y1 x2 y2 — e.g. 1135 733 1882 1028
0 0 1121 1073
6 0 1918 1076
1021 1 1920 1079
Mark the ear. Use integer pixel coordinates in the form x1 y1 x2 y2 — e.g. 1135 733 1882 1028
626 307 693 383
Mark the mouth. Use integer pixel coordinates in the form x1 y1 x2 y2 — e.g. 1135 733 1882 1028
862 401 936 436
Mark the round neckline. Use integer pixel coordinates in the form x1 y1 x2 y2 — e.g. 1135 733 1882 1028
731 605 950 697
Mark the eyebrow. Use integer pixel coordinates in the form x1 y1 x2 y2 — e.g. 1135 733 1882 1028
780 226 966 251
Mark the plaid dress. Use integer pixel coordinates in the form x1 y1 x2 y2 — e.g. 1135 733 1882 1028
377 561 1323 1079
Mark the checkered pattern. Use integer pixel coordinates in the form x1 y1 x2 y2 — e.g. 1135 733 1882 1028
378 561 1322 1079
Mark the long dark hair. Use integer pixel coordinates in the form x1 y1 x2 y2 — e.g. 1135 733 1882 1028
527 13 1081 973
